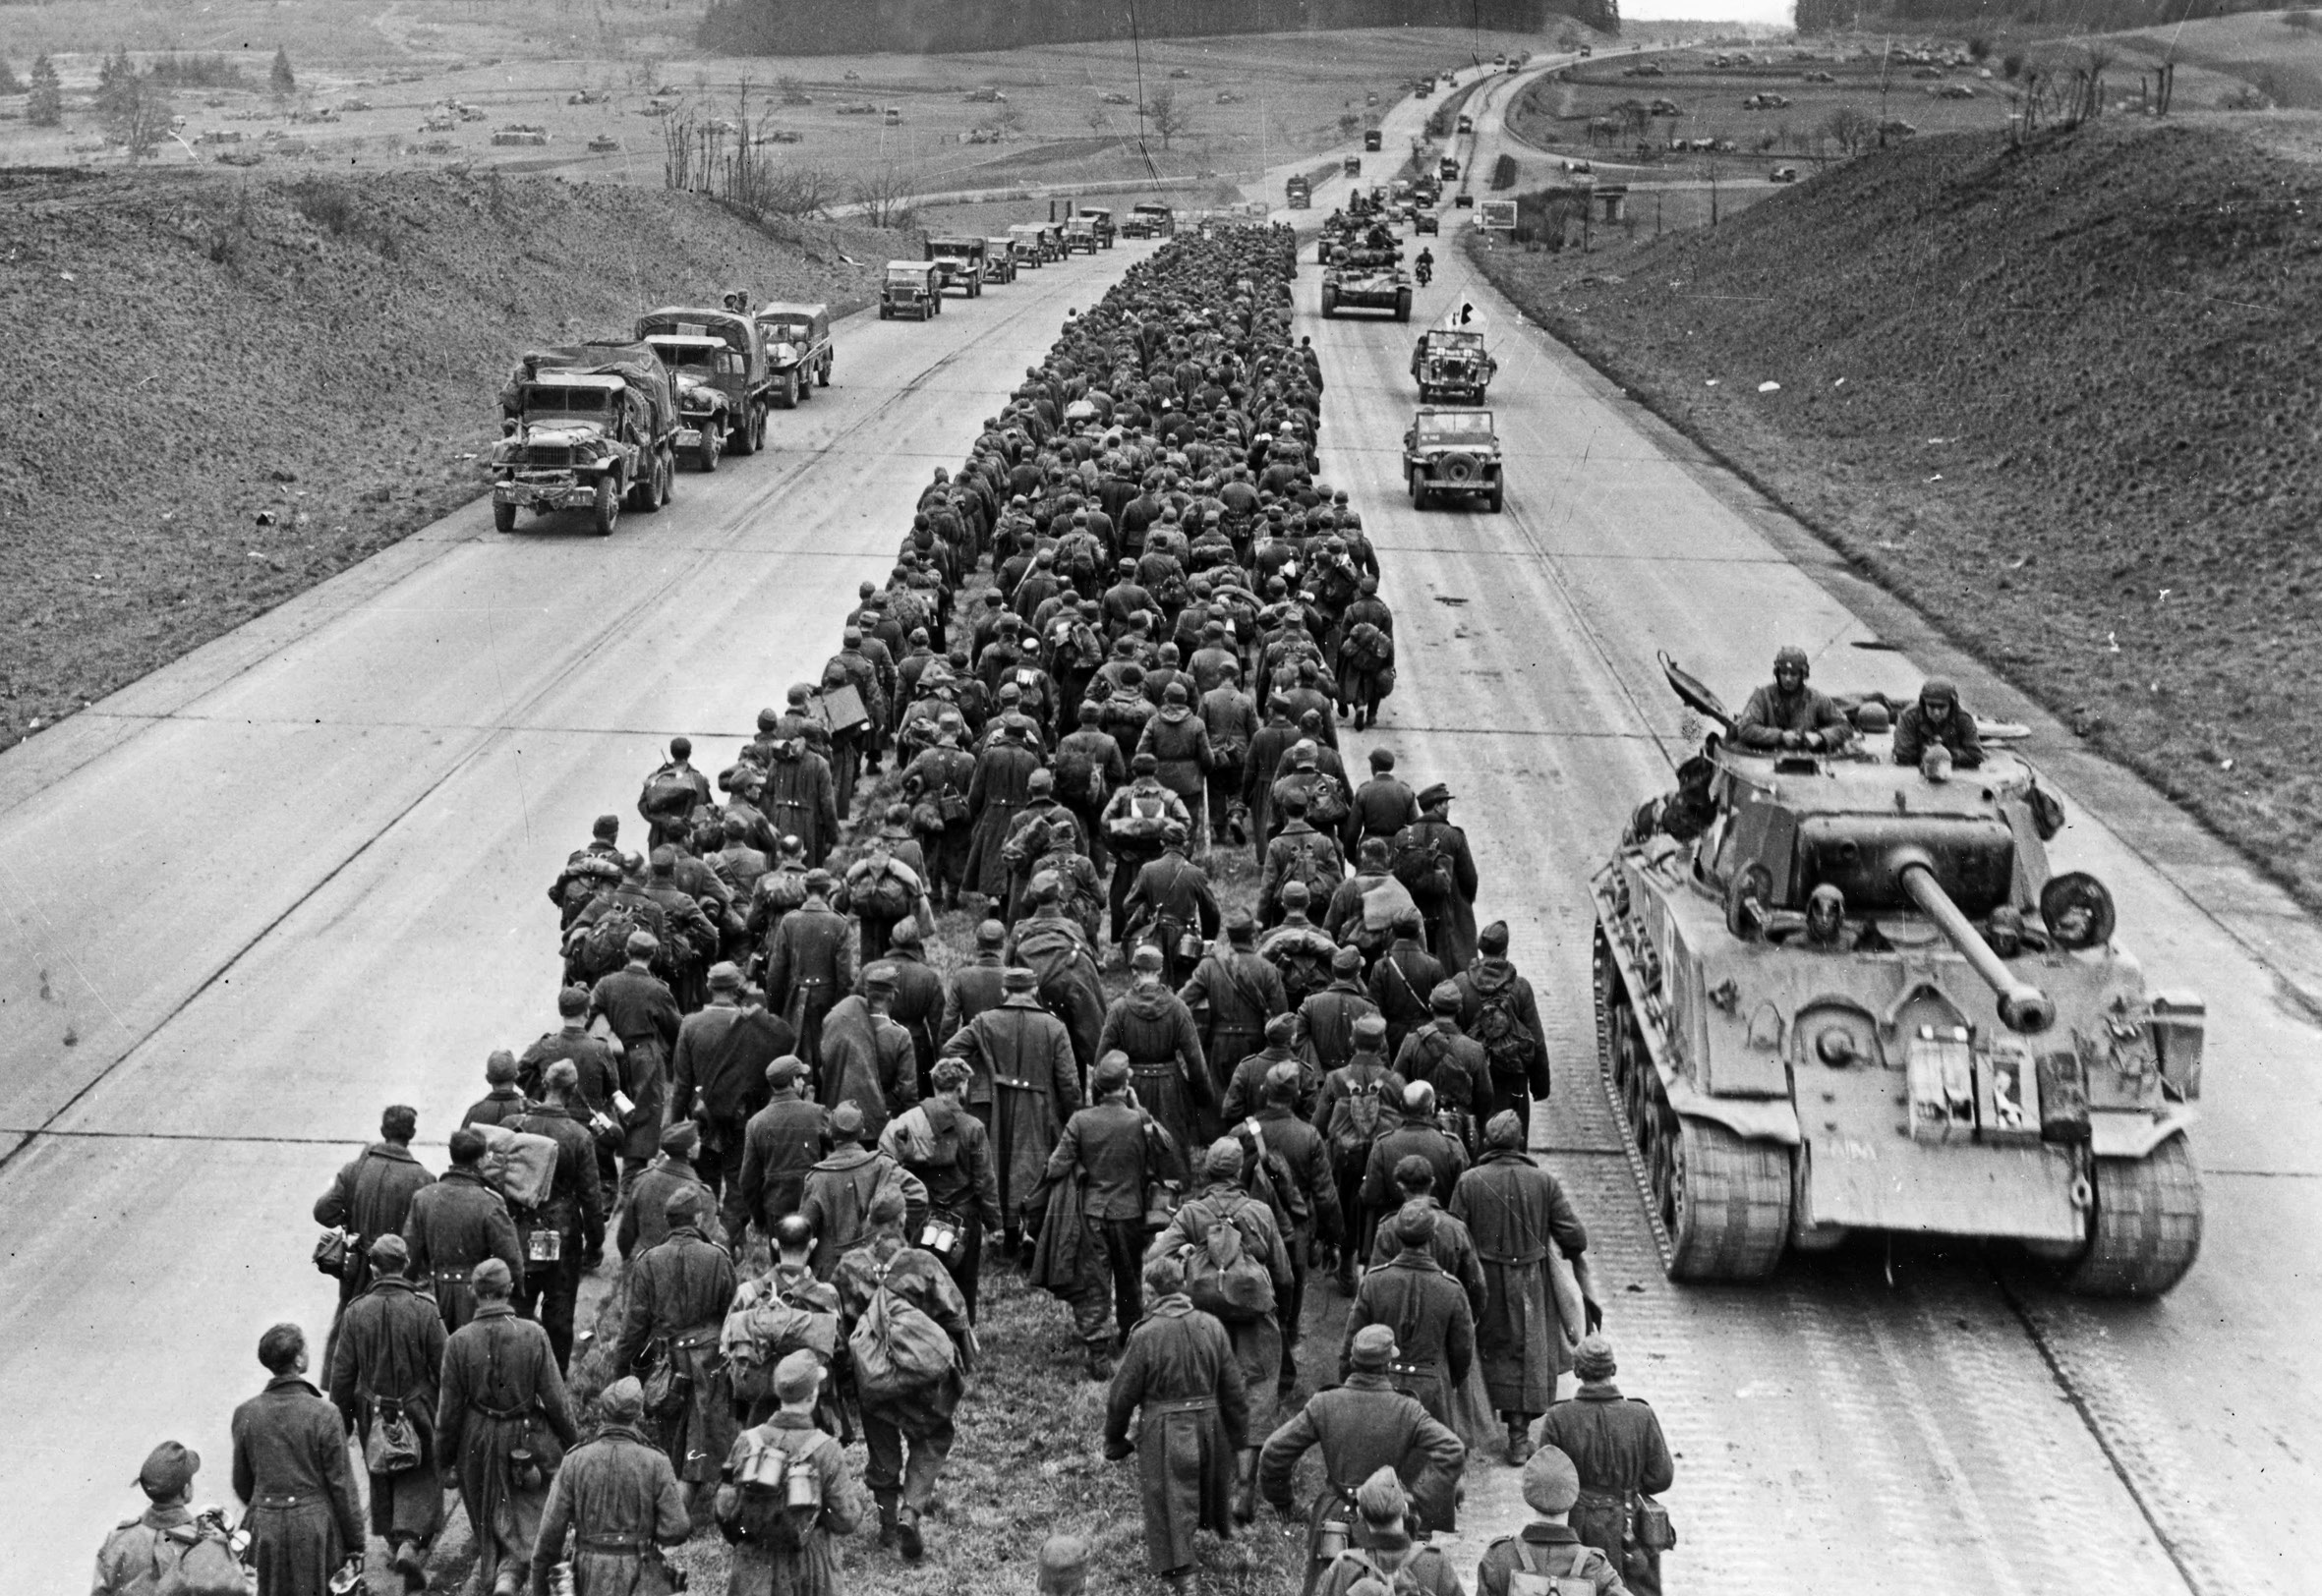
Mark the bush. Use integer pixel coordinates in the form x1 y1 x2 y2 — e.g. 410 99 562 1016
289 177 401 257
2003 50 2025 80
1490 151 1519 190
270 46 295 95
146 53 247 89
1967 34 1992 61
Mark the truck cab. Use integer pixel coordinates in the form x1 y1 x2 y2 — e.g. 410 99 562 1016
493 342 676 536
1077 206 1116 247
752 301 833 407
925 236 989 296
1125 202 1176 238
880 260 942 320
1006 223 1048 268
635 307 770 456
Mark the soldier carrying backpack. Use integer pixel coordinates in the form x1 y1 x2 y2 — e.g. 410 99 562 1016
1310 1467 1464 1595
91 1443 251 1596
1311 1014 1406 1293
1474 1446 1631 1596
714 1351 864 1575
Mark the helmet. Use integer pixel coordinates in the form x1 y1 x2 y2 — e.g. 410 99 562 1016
1773 645 1810 678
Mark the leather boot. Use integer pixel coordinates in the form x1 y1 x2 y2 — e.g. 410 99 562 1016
875 1490 900 1551
1233 1448 1259 1524
1506 1420 1536 1466
1085 1343 1115 1383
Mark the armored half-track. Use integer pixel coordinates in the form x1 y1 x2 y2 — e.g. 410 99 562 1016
1592 656 2203 1295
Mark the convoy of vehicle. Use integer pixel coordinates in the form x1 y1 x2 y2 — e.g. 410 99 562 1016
636 305 772 458
753 302 833 406
926 236 991 297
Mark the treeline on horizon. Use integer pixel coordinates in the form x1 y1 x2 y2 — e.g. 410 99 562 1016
1795 0 2267 32
698 0 1618 58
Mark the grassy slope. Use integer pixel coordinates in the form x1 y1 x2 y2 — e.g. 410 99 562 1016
1468 116 2322 906
0 168 889 748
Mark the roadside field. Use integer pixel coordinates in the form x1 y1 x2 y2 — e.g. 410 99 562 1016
2109 9 2322 109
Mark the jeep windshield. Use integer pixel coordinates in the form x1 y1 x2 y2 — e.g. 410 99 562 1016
1427 331 1485 353
1416 411 1494 443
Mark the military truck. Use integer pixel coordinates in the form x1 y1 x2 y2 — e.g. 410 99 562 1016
981 240 1019 283
880 259 943 320
1364 129 1383 150
1078 206 1118 247
1008 221 1062 263
492 342 677 535
1593 656 2203 1295
636 306 774 457
1411 326 1497 403
1122 202 1175 238
925 236 990 297
752 302 833 408
636 329 736 471
1402 406 1502 509
1320 248 1413 321
1062 215 1100 255
1286 174 1312 209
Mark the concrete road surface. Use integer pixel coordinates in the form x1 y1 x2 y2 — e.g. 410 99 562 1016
0 238 1147 1587
1300 208 2322 1592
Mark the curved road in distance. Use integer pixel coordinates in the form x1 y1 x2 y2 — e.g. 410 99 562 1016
0 239 1148 1589
1299 165 2321 1590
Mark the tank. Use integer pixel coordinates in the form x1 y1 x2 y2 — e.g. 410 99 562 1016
1590 656 2203 1295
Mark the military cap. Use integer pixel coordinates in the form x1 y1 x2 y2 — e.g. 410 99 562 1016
367 1232 410 1274
1523 1445 1583 1513
1574 1333 1618 1381
137 1442 201 1498
472 1257 514 1295
625 929 660 957
1480 920 1511 954
485 1049 519 1085
1130 944 1165 974
862 962 900 992
557 985 590 1016
1353 1012 1388 1044
1416 782 1452 808
660 1121 700 1156
1428 980 1464 1014
803 868 835 893
592 815 621 839
766 1054 807 1086
773 1348 825 1402
1331 944 1364 974
1036 1533 1091 1595
1093 1054 1133 1096
1027 767 1055 793
1348 1324 1397 1372
1204 1137 1245 1177
599 1376 647 1423
977 918 1009 948
707 960 743 991
829 1102 867 1139
1003 966 1039 992
1486 1110 1527 1151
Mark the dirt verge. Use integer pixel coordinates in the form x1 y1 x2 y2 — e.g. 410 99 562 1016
0 167 893 749
1467 117 2322 908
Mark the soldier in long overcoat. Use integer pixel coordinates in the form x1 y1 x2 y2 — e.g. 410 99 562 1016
313 1106 435 1314
401 1128 524 1331
588 937 683 1183
614 1188 738 1501
1006 882 1110 1075
326 1235 447 1583
1339 1208 1476 1434
963 719 1044 900
941 966 1083 1240
1100 946 1213 1156
1103 1254 1249 1585
436 1260 578 1596
232 1324 366 1596
1259 1324 1468 1547
528 1377 688 1596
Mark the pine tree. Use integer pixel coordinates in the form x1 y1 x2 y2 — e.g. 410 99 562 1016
269 45 294 95
27 55 60 127
0 57 24 95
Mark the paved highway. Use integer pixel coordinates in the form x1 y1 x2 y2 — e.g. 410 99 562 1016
1297 172 2322 1591
0 240 1148 1587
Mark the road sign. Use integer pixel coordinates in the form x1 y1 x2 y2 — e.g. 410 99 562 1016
1479 200 1518 231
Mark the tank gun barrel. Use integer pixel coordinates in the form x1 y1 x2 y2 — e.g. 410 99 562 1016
1893 852 2054 1034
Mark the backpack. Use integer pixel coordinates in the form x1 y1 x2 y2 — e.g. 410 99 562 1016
717 1427 824 1552
1303 775 1350 827
1326 1076 1387 1171
639 768 699 821
1506 1537 1604 1596
1344 621 1394 672
1180 1197 1276 1323
725 1268 842 1404
1239 1117 1311 1232
155 1523 250 1596
1109 788 1172 840
848 1257 958 1397
850 852 915 919
1323 1547 1442 1596
756 866 810 921
567 901 648 982
1274 834 1335 903
475 1122 559 1212
1470 985 1544 1082
1391 826 1457 903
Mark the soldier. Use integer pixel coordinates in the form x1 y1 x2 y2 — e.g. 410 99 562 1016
91 1442 218 1596
714 1351 864 1596
1198 658 1257 846
1453 1112 1596 1464
760 735 842 870
1041 1055 1169 1377
1310 1013 1408 1290
643 845 722 1011
1394 785 1480 971
1102 1253 1250 1592
1369 909 1447 1057
1361 1082 1471 1232
1259 794 1346 929
638 736 715 848
1310 1468 1463 1596
1053 699 1130 873
401 1127 524 1331
327 1234 446 1590
517 988 623 1203
1258 881 1339 1009
1733 644 1850 752
937 922 1013 1108
1102 753 1193 947
1259 1325 1466 1557
1145 1138 1296 1522
842 827 936 962
589 931 683 1192
736 1056 824 1245
1476 1446 1631 1595
669 962 792 1218
1340 1207 1476 1433
797 1103 927 1281
436 1260 577 1596
941 964 1081 1248
463 1051 533 1130
1298 945 1382 1076
900 713 978 906
764 870 852 1074
615 1187 737 1509
1456 921 1553 1138
1100 945 1214 1159
1347 750 1421 852
1125 821 1224 987
1220 1011 1322 1124
1364 1155 1487 1316
618 1121 716 1261
817 962 919 1143
508 1061 606 1372
883 920 948 1095
878 1056 1003 1322
964 713 1044 905
1393 985 1491 1156
1178 908 1288 1103
1244 1060 1343 1397
1890 674 1986 769
230 1324 365 1596
1137 680 1215 840
530 1376 687 1596
834 1190 977 1562
1537 1335 1676 1596
313 1104 435 1323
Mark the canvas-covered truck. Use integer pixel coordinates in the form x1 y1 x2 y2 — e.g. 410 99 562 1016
1286 174 1311 209
1078 206 1117 247
753 301 833 408
1122 201 1176 238
493 342 677 536
926 236 990 297
636 306 773 458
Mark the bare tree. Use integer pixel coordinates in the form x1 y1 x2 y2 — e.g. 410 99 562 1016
1822 104 1875 155
852 164 919 229
1085 98 1112 137
1145 85 1192 149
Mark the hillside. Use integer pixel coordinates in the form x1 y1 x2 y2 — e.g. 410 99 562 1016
0 168 887 749
1471 117 2322 905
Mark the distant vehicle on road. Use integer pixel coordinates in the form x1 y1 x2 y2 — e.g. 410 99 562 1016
1286 174 1311 208
1404 406 1502 511
1364 129 1383 150
980 240 1019 283
1412 326 1497 404
926 236 990 296
880 259 942 320
1563 157 1594 173
1122 202 1176 238
1077 206 1117 247
1770 165 1799 182
1344 155 1362 176
1457 113 1476 134
753 301 833 407
637 304 775 458
493 343 676 535
1439 155 1460 180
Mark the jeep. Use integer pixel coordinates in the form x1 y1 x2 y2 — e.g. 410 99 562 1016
880 260 942 320
1411 328 1497 404
1403 406 1504 512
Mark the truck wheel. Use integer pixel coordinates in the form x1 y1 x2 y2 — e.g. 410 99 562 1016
698 427 721 473
1487 480 1504 513
593 476 619 538
493 501 517 534
752 406 768 452
779 372 798 410
879 305 892 319
1320 287 1339 317
1409 467 1428 510
818 357 833 388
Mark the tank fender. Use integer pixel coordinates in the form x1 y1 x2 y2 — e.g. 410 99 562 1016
2088 1110 2196 1162
1666 1073 1801 1146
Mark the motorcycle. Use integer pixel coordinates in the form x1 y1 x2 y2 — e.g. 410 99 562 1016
1415 258 1433 287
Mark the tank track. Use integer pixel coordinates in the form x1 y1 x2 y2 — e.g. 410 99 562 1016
1595 927 1791 1281
2066 1137 2203 1297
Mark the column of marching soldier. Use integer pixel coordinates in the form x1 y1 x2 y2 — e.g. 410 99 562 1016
95 227 1675 1596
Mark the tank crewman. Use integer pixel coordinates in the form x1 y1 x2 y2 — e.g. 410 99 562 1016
231 1323 366 1596
436 1260 578 1596
528 1376 687 1596
1890 675 1986 769
401 1127 524 1332
1259 1325 1466 1547
1102 1252 1249 1593
1536 1334 1676 1596
326 1233 446 1590
1475 1446 1631 1596
1732 645 1851 752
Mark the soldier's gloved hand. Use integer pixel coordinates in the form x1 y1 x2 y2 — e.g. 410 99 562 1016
1584 1297 1603 1336
1779 731 1803 750
1104 1437 1135 1462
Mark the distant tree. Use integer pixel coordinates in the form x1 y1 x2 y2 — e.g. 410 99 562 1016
270 46 295 96
995 99 1025 134
1823 104 1875 154
852 164 918 229
99 69 172 160
27 55 60 125
1084 98 1111 136
1146 85 1191 149
0 57 21 95
1966 35 1992 62
2003 50 2025 80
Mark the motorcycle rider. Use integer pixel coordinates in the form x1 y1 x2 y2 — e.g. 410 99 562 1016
1415 248 1434 286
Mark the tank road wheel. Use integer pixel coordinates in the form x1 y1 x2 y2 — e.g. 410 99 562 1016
592 475 619 538
1661 1116 1792 1282
1321 285 1340 317
2063 1137 2203 1297
1396 288 1414 321
493 500 517 534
